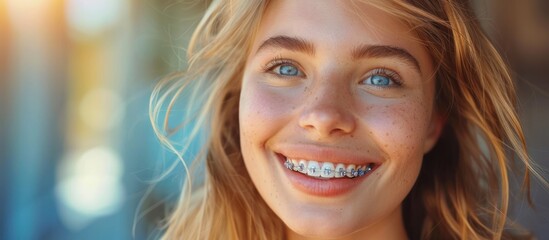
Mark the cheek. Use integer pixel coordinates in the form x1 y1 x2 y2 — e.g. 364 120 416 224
239 75 300 158
364 98 432 168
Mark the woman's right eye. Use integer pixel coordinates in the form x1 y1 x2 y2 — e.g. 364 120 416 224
264 59 305 78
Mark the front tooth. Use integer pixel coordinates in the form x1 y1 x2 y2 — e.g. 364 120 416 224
346 164 356 178
307 161 321 177
298 160 307 173
320 162 335 178
335 164 346 178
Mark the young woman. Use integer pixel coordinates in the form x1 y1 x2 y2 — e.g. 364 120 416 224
150 0 545 239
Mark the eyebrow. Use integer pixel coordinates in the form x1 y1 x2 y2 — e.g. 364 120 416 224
351 44 421 72
256 35 315 56
256 35 421 73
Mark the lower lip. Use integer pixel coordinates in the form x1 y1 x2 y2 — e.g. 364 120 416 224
277 154 373 197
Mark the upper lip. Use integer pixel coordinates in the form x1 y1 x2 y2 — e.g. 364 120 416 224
273 143 382 166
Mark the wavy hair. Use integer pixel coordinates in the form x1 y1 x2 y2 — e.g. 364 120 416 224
150 0 544 239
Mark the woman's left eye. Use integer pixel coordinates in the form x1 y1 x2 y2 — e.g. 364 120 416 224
361 68 401 87
366 75 391 86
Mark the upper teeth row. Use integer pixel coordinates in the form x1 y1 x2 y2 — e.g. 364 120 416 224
284 158 373 179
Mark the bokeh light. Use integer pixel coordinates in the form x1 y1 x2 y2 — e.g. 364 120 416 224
65 0 125 36
55 147 124 230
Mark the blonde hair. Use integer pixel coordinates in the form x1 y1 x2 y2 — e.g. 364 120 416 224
150 0 545 239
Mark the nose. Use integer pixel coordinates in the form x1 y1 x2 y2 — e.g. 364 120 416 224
298 87 356 138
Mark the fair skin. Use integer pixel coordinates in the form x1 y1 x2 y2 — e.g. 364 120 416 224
239 1 442 239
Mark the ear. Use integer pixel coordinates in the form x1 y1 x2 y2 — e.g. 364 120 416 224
423 111 445 154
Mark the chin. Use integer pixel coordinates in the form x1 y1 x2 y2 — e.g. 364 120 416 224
285 220 366 240
279 205 372 239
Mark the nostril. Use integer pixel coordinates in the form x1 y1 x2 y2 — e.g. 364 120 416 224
329 128 346 136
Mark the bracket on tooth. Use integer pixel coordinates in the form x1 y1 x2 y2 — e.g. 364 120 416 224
337 169 346 177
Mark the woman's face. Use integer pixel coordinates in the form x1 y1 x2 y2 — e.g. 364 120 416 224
239 0 442 239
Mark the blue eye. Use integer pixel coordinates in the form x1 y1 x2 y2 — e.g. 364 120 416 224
362 68 401 87
264 58 305 78
275 64 300 76
366 75 391 86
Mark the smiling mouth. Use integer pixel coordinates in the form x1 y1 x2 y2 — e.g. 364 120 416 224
281 155 376 179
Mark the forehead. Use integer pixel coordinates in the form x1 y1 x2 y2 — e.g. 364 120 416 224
251 0 433 74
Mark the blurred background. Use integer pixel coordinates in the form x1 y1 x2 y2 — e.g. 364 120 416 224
0 0 547 239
